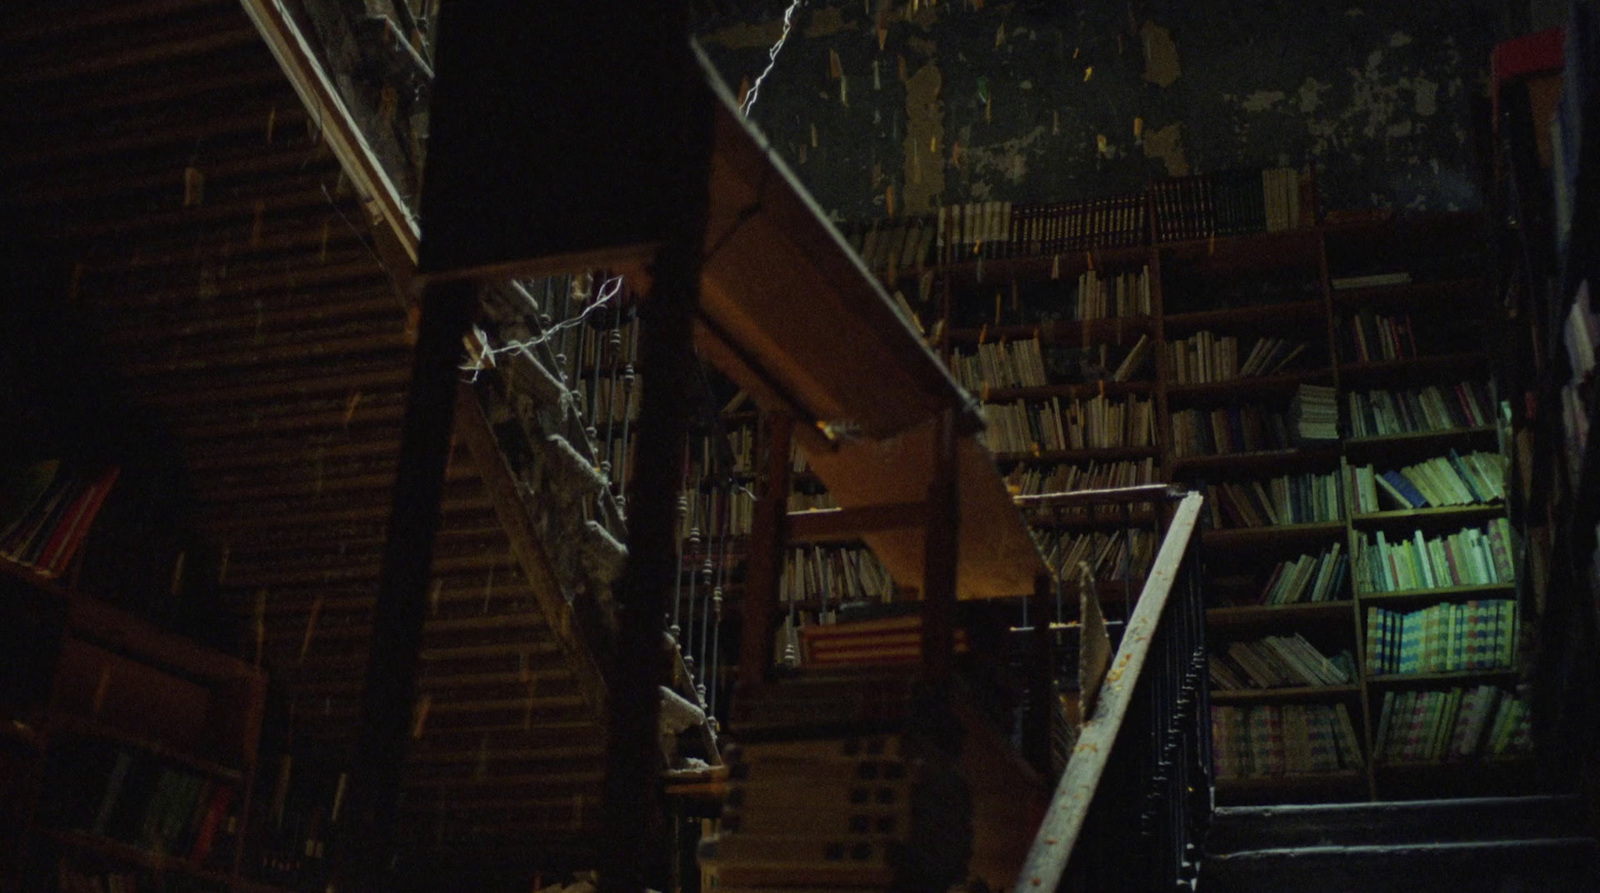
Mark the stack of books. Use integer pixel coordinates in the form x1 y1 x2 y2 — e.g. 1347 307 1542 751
1031 528 1156 582
979 395 1154 453
1071 268 1153 319
1364 600 1518 675
1290 384 1339 442
1345 309 1417 362
950 338 1050 391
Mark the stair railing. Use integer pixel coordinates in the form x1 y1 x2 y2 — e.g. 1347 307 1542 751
1013 488 1210 892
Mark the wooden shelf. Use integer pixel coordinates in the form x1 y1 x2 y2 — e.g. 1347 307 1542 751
1330 276 1482 309
1206 601 1356 629
1166 369 1333 402
1025 508 1160 529
1355 583 1516 608
1343 426 1498 451
1349 503 1506 525
993 446 1161 464
50 713 246 783
981 380 1154 402
1202 522 1347 550
1337 351 1489 384
1371 755 1533 774
945 316 1155 345
1210 684 1361 704
40 828 234 885
1170 447 1342 475
1158 228 1323 270
1365 669 1520 688
1162 299 1326 332
939 245 1153 288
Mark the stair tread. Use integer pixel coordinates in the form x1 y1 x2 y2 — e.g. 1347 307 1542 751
1212 836 1600 861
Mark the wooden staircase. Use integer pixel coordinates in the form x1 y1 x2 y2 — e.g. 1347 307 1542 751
1203 795 1600 892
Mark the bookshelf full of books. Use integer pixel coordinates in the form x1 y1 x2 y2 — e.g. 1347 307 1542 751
913 201 1528 804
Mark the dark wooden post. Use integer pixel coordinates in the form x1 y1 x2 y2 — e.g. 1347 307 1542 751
738 412 792 686
1025 572 1057 772
332 280 474 891
921 408 960 684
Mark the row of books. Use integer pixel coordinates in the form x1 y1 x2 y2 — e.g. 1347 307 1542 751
44 741 236 867
1203 472 1344 529
1211 634 1354 690
1166 332 1309 384
1346 381 1494 438
938 195 1150 261
1364 600 1518 676
0 462 121 580
779 546 895 605
1150 167 1310 242
1345 451 1508 513
979 395 1156 453
1067 268 1153 320
1032 528 1156 582
1171 404 1292 457
787 489 838 512
1211 703 1364 779
844 213 938 275
1257 544 1348 605
676 488 756 542
951 334 1154 393
951 338 1050 391
1352 520 1515 594
1004 458 1157 497
1372 686 1530 764
1343 308 1418 363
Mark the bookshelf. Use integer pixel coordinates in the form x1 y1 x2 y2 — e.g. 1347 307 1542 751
910 203 1526 804
0 559 267 892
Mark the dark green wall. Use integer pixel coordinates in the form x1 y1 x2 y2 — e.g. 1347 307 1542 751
697 1 1510 222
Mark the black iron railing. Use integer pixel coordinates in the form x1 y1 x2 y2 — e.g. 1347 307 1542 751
1013 489 1210 892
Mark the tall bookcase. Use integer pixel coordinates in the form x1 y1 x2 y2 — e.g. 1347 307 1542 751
0 560 267 892
917 209 1527 805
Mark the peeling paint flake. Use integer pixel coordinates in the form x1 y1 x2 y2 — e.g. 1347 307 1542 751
1140 20 1180 87
1241 90 1285 112
902 62 945 214
1142 123 1189 177
702 20 785 49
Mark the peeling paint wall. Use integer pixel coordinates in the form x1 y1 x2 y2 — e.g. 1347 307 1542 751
696 1 1504 222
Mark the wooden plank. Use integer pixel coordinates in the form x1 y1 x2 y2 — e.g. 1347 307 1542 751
801 419 1049 600
785 502 926 542
1011 491 1203 893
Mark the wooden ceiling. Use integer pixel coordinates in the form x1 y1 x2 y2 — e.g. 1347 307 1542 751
1 0 607 878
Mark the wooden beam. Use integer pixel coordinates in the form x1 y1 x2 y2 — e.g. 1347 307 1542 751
738 412 792 685
785 502 926 543
920 407 960 685
331 279 474 891
1010 491 1204 893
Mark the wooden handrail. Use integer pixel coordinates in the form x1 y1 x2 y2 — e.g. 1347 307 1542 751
1010 490 1204 893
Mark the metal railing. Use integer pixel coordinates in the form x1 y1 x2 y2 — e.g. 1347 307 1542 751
1013 489 1211 892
